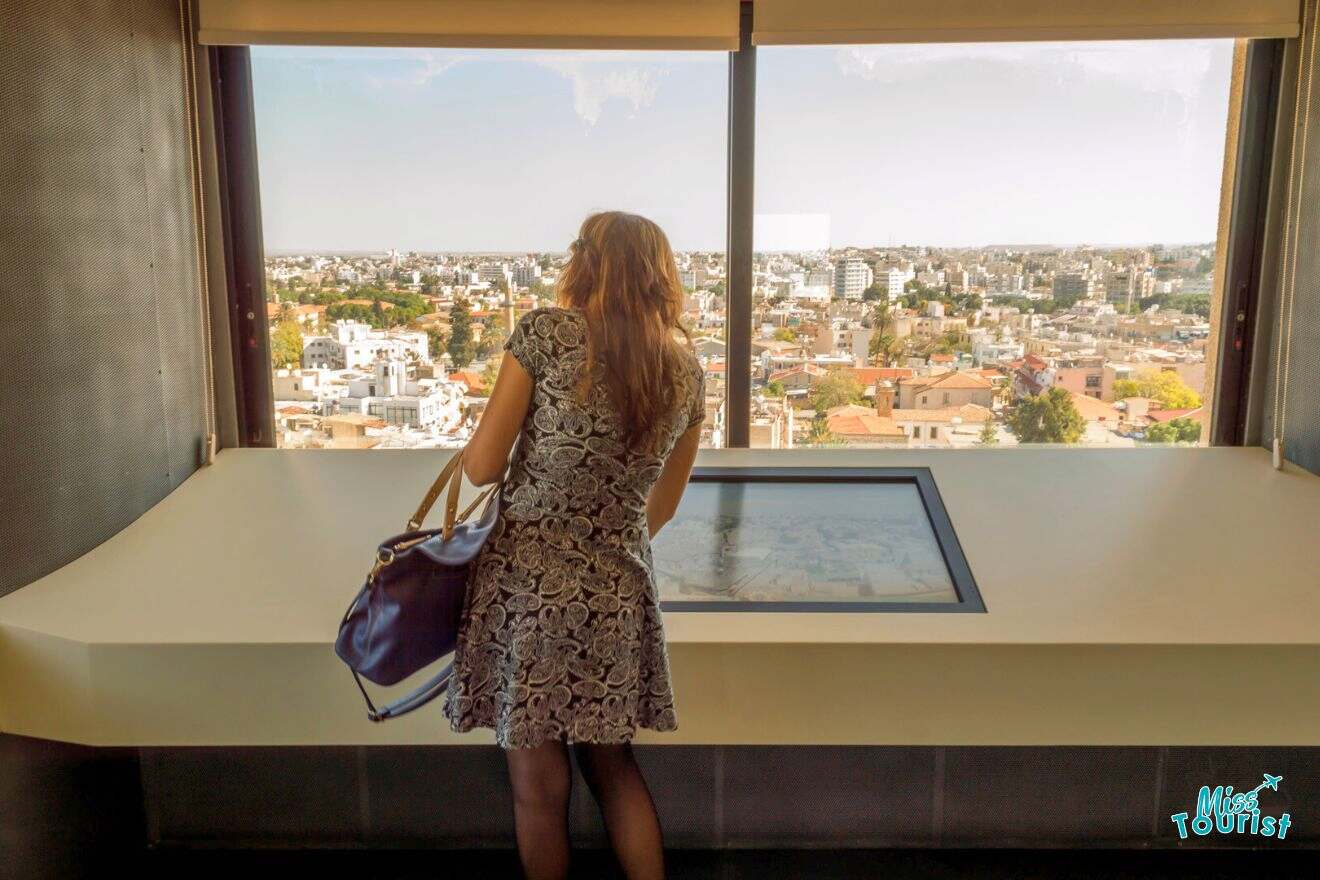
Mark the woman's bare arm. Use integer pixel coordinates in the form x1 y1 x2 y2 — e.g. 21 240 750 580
462 351 533 486
646 422 702 539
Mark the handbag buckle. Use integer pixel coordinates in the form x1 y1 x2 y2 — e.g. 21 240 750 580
368 546 396 581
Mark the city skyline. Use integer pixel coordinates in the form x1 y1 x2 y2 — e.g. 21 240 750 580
252 40 1233 253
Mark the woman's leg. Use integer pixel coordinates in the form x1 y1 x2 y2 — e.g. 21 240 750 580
505 737 573 880
572 742 666 880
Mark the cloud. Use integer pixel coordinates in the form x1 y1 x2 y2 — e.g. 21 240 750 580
834 40 1224 134
835 40 1220 103
534 58 668 125
254 45 684 125
365 49 469 90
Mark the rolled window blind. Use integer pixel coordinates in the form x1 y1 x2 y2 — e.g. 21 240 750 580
197 0 740 50
752 0 1302 45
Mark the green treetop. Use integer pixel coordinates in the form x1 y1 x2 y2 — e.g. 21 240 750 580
447 297 476 369
809 369 865 412
1006 387 1084 444
1112 368 1201 409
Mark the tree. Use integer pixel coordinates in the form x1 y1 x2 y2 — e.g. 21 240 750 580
270 320 304 369
806 413 845 447
772 327 797 343
809 369 864 412
426 327 447 359
977 419 999 446
1145 417 1202 444
447 297 476 368
1007 387 1084 444
868 332 900 367
764 380 786 398
478 357 501 396
1112 368 1201 409
476 320 509 359
326 301 375 326
871 299 895 337
861 283 886 302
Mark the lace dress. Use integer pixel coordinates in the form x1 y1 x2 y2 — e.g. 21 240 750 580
443 306 705 749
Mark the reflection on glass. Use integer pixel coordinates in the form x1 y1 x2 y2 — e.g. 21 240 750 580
653 482 956 603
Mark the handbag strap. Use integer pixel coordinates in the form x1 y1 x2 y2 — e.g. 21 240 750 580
406 442 513 536
406 449 465 532
350 661 455 723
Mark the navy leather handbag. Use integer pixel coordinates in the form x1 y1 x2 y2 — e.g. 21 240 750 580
335 448 502 722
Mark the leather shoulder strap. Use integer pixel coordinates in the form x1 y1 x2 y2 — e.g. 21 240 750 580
407 450 464 531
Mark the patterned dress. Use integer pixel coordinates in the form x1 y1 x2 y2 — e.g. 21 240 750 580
443 305 705 749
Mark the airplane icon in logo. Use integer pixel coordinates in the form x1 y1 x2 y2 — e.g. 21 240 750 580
1247 773 1283 798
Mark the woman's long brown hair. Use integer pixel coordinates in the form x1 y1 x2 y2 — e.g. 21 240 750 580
556 211 693 452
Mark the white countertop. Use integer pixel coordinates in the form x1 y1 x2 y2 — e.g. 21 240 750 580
2 446 1317 647
3 446 1319 747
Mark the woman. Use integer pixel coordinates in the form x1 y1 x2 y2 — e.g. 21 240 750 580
443 211 706 880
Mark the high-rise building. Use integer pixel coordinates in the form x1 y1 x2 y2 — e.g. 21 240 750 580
876 267 909 300
833 258 873 300
1053 272 1096 306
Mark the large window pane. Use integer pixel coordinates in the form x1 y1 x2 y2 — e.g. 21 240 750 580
752 40 1236 449
252 47 727 449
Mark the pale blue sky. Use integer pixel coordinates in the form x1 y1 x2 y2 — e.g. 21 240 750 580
251 40 1234 252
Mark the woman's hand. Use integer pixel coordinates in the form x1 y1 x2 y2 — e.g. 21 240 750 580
462 351 533 486
645 422 702 539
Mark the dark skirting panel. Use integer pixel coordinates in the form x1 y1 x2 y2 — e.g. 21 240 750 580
5 733 1318 878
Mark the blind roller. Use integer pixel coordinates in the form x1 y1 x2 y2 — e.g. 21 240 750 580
752 1 1302 45
197 0 740 50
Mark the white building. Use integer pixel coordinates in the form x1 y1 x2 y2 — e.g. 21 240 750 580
301 320 429 370
972 337 1025 366
876 267 909 300
833 259 873 300
338 359 465 430
512 263 542 287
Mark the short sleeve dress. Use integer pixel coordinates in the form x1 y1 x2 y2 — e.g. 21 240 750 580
443 305 705 749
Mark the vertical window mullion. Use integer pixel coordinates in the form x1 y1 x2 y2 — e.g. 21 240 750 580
725 0 755 448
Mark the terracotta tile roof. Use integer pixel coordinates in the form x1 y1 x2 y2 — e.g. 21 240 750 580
844 367 916 385
449 371 486 390
1068 391 1121 422
901 370 995 393
1146 407 1205 424
892 404 993 423
768 363 828 382
825 405 907 438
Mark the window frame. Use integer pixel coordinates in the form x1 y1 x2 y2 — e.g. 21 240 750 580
216 4 1281 452
656 466 986 613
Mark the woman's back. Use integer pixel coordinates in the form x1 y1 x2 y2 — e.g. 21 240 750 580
445 303 703 749
502 305 704 546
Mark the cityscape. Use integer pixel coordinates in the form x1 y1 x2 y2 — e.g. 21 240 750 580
266 240 1214 451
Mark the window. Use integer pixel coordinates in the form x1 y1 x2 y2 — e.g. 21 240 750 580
752 40 1236 450
253 46 727 450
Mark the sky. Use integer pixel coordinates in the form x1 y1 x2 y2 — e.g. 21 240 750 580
251 40 1234 253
